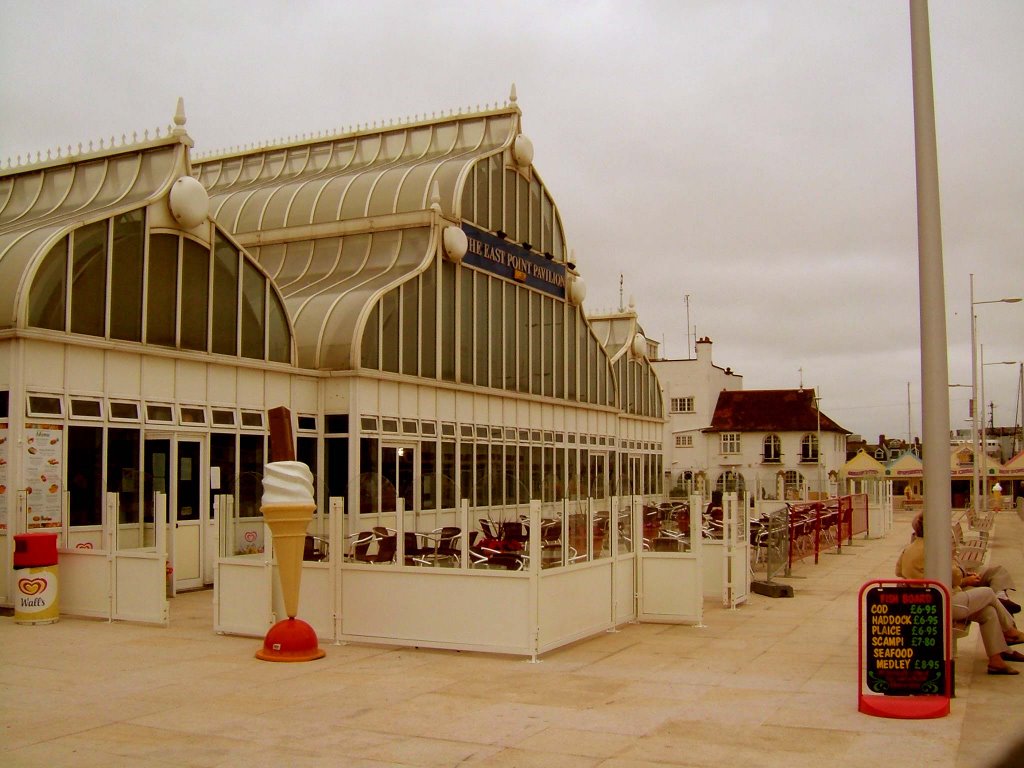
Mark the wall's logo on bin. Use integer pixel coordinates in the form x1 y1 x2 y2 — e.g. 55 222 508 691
18 577 47 597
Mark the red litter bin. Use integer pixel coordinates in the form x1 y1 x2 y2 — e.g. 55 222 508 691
13 532 59 624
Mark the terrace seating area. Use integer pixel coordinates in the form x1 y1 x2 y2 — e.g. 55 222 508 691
7 505 1022 766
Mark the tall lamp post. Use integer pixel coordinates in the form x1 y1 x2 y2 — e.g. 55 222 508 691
968 272 1021 518
980 353 1019 513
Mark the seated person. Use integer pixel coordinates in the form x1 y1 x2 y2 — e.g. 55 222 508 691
897 513 1024 675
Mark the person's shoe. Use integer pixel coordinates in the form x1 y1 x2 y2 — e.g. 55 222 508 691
987 665 1020 675
1000 598 1022 615
1001 650 1024 662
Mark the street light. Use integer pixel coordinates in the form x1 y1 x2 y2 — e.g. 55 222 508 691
979 352 1018 513
968 273 1022 518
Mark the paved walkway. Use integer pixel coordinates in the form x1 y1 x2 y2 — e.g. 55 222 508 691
3 508 1024 767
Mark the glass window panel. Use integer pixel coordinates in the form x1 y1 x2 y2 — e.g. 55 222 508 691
240 411 263 428
441 260 455 381
401 280 418 376
71 220 108 336
475 274 487 387
490 443 504 507
459 268 473 383
267 291 291 363
146 234 178 347
530 291 541 394
554 301 564 399
475 162 488 229
324 414 348 433
531 445 542 500
29 237 67 330
326 436 348 502
441 440 456 509
567 308 577 400
517 287 529 392
180 239 210 351
555 447 566 502
421 263 436 379
505 444 517 506
543 446 554 502
461 175 474 224
518 176 529 246
359 437 379 514
239 434 264 518
110 210 144 341
490 157 503 233
212 235 239 355
361 303 380 369
108 428 141 525
457 441 472 508
109 402 139 420
421 439 437 511
542 297 553 397
380 289 399 372
68 426 102 526
70 399 101 418
503 282 516 390
240 259 266 359
211 409 235 426
489 277 501 388
503 170 516 239
518 441 530 503
296 436 318 508
529 178 541 249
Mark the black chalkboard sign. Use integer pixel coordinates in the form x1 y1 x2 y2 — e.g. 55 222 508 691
863 582 947 696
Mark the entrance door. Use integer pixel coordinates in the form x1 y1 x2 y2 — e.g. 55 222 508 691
145 436 206 592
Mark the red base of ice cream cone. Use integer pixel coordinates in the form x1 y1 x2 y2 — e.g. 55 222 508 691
255 617 326 662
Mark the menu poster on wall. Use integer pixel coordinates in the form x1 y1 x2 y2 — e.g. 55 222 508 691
0 423 8 531
24 423 63 529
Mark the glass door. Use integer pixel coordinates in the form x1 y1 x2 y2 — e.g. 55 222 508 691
145 436 206 592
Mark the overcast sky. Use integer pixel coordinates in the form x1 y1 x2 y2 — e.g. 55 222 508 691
2 0 1022 442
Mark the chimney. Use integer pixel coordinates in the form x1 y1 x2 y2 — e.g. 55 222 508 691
695 336 712 363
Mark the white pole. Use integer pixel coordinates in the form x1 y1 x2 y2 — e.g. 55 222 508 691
980 344 988 514
910 0 952 586
971 274 980 517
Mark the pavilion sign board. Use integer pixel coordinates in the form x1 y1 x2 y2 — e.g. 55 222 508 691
858 579 951 719
461 224 566 299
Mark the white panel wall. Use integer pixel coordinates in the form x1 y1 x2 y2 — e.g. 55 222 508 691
66 346 105 393
23 341 63 389
141 357 175 400
207 365 237 404
264 371 291 409
105 351 141 396
175 359 207 402
236 368 264 408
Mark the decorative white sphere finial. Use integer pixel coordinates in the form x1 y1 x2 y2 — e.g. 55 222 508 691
510 83 518 104
169 175 209 229
430 180 442 212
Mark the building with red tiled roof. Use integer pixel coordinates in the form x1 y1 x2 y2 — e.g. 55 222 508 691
702 388 850 499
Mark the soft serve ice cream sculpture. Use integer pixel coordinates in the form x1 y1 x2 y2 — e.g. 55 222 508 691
255 410 326 661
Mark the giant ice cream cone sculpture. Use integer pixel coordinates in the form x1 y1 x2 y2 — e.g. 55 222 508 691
255 406 325 662
261 462 316 621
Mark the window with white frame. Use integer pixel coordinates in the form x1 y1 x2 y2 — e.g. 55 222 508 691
670 396 695 413
720 432 741 454
763 434 781 463
801 433 819 462
674 434 693 448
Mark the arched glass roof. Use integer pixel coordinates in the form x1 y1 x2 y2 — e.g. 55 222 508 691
0 140 183 329
195 106 529 370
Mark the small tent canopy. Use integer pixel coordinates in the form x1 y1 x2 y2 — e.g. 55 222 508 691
887 451 923 478
842 449 887 479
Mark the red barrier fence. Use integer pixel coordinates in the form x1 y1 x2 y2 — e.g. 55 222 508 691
786 494 868 568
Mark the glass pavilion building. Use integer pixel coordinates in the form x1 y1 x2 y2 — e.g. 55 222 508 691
0 93 668 637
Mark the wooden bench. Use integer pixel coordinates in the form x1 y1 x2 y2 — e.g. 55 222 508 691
952 521 989 567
